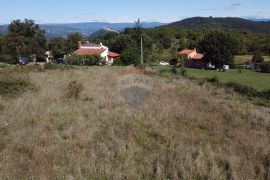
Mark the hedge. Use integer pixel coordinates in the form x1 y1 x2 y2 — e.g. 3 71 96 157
65 55 101 66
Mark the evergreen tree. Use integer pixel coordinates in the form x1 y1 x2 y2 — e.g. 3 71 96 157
3 19 47 60
67 32 82 52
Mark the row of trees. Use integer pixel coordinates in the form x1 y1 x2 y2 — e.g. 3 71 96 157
93 26 270 66
1 19 270 67
0 19 83 63
0 19 46 63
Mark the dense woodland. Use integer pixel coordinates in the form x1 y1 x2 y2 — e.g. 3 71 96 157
1 19 270 67
169 17 270 34
93 26 270 65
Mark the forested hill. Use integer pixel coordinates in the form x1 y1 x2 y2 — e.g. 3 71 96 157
0 22 166 38
168 17 270 34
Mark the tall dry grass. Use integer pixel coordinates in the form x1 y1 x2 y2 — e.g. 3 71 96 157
0 66 269 179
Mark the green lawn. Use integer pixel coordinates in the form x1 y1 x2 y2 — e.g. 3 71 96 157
186 68 270 91
234 55 270 65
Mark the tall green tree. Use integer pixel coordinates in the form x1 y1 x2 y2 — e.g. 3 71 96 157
67 32 82 53
2 19 47 59
49 37 68 58
199 30 237 68
120 45 140 66
107 34 135 53
252 52 264 63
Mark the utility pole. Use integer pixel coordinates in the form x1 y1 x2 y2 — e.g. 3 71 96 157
135 19 144 65
141 36 143 65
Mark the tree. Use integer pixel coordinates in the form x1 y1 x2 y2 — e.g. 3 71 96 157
108 34 135 53
260 62 270 73
200 30 237 68
2 19 47 60
177 54 188 67
252 52 264 63
154 28 173 49
67 32 82 53
49 37 68 58
120 45 140 66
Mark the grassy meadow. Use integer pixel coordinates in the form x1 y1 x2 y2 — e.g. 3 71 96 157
0 66 270 179
234 55 270 65
185 68 270 91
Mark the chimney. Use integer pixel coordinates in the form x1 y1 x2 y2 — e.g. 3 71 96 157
78 41 82 48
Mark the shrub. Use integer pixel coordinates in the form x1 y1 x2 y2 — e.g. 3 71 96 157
43 63 71 71
260 62 270 73
237 68 242 74
0 73 36 97
0 54 16 64
36 54 46 62
65 80 84 99
65 55 101 66
100 61 108 66
159 67 171 74
252 52 264 63
171 66 177 74
260 90 270 100
225 82 258 97
120 46 140 66
112 57 124 66
43 63 59 70
207 76 219 84
180 68 187 77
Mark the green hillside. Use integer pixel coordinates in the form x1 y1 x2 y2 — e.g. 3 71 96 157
168 17 270 34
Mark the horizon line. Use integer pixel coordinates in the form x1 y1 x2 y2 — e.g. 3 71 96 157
1 16 270 25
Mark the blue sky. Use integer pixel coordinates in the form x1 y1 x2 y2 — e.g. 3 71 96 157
0 0 270 24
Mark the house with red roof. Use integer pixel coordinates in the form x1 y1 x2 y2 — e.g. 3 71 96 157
178 48 211 68
74 41 120 64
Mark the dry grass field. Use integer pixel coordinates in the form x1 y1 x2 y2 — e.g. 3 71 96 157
0 66 270 179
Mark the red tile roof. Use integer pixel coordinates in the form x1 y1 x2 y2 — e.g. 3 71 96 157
178 49 196 55
108 51 120 57
74 48 105 56
192 53 204 60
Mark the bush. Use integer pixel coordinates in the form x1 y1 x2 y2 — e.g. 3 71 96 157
252 52 264 63
65 80 84 99
171 66 177 74
36 55 47 62
180 68 187 77
112 57 124 66
65 55 101 66
260 62 270 73
43 63 59 70
100 61 108 66
0 54 16 64
43 63 71 71
159 67 172 74
0 73 36 97
120 46 140 66
225 82 258 97
237 68 243 73
207 76 219 84
260 90 270 100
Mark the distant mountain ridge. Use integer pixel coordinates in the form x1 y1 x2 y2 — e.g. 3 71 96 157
89 27 119 40
0 25 7 33
0 22 167 38
168 17 270 34
248 18 270 22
